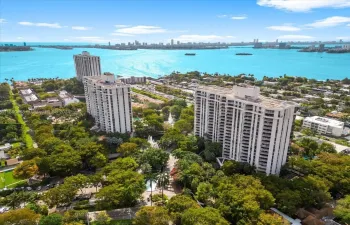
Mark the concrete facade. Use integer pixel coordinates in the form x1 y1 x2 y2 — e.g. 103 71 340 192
84 73 132 133
74 51 102 81
302 116 344 137
194 85 298 175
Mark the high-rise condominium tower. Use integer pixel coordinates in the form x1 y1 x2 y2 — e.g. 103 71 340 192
74 51 102 81
194 85 298 175
84 72 132 133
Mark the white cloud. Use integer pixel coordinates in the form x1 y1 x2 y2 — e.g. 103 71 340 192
231 16 247 20
111 33 134 36
17 37 23 40
278 35 314 40
18 21 62 28
115 25 129 28
348 24 350 26
306 16 350 28
174 35 235 42
217 15 228 18
337 36 350 40
0 18 7 23
267 25 301 31
72 26 91 30
257 0 350 12
116 25 166 34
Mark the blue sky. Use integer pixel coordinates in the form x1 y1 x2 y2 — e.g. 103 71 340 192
0 0 350 43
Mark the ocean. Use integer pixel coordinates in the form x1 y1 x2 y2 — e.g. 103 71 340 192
1 44 350 82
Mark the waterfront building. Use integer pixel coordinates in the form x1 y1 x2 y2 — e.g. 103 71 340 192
73 51 102 81
194 85 298 175
302 116 344 137
171 39 174 45
84 72 132 133
120 76 147 84
343 44 350 50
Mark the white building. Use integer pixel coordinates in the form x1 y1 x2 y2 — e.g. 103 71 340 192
194 85 298 175
302 116 344 137
84 72 132 133
120 76 147 84
74 51 102 81
343 44 350 50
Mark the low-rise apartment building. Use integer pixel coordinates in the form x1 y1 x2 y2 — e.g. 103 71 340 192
302 116 344 137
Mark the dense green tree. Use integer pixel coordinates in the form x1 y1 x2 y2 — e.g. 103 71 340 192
275 190 302 215
133 206 170 225
167 195 199 224
297 138 318 157
49 150 82 176
140 148 169 170
181 207 229 225
196 182 214 205
94 211 112 225
89 152 108 168
222 160 256 175
13 159 38 179
102 157 138 175
170 105 183 120
317 142 336 154
215 175 275 224
96 169 145 209
43 184 77 207
257 213 288 225
334 195 350 224
0 208 40 225
174 119 192 134
129 137 150 149
0 191 38 209
22 148 47 160
39 213 63 225
63 210 88 224
203 141 222 162
64 174 89 194
160 128 186 149
117 142 139 156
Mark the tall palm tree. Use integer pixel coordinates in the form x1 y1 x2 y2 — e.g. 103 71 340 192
146 173 158 206
157 172 169 202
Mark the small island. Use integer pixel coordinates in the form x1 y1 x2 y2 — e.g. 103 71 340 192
38 46 74 50
185 53 196 56
0 46 33 52
236 53 253 56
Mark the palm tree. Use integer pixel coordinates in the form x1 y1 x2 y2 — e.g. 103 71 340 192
157 172 169 202
146 173 158 206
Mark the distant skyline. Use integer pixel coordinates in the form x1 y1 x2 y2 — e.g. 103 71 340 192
0 0 350 43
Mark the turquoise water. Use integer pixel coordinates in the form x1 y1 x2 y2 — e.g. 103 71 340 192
1 46 350 82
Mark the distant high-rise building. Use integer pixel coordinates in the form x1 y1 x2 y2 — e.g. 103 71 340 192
84 73 132 133
171 39 174 45
194 85 297 175
319 44 325 51
23 42 26 46
276 39 278 43
73 51 102 81
108 42 111 46
177 41 180 45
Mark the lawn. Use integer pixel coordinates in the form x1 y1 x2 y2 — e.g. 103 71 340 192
0 170 23 189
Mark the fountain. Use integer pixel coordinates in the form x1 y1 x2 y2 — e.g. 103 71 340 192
168 112 174 127
148 136 159 149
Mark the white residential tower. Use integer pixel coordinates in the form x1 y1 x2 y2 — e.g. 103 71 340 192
74 51 102 81
84 72 132 133
194 85 298 175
